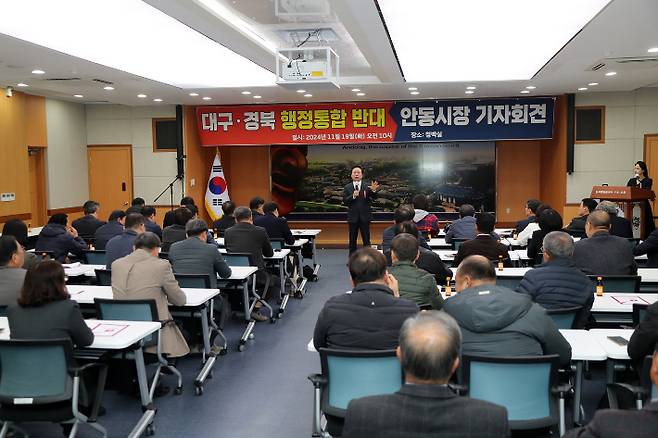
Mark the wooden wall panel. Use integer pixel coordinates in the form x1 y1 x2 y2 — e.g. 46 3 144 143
540 96 568 212
0 92 30 218
24 95 47 147
496 141 541 224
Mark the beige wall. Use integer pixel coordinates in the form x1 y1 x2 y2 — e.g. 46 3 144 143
86 104 182 205
568 88 658 203
45 98 88 209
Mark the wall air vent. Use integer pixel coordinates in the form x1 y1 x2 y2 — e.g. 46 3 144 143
588 57 658 72
92 78 114 85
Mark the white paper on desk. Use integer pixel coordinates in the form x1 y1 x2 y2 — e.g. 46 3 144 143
610 295 649 305
90 322 129 337
63 262 81 269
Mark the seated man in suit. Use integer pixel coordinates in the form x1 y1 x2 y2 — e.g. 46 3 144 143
93 209 125 250
224 206 274 322
249 196 265 219
131 197 145 209
517 231 594 328
565 348 658 438
389 221 452 286
212 201 236 236
168 218 231 288
72 200 107 243
0 235 26 306
564 197 598 238
628 301 658 366
573 210 638 275
36 213 87 262
141 206 163 239
111 232 188 358
514 201 544 247
515 198 541 234
381 205 431 254
596 200 633 238
452 212 510 267
313 247 418 351
443 255 571 365
254 201 295 245
388 233 443 310
163 196 195 228
343 311 509 438
445 204 477 244
105 213 146 269
161 207 194 253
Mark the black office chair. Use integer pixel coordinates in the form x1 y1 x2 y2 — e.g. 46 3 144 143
451 239 468 250
94 269 112 286
174 273 211 289
632 303 649 327
607 355 656 410
588 275 641 293
83 250 106 265
269 239 284 251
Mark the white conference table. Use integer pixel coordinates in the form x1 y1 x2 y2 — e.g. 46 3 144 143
590 328 634 384
0 317 160 438
64 263 106 277
436 250 520 263
291 229 322 273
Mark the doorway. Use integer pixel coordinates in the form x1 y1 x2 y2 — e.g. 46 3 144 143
28 148 47 227
87 145 133 214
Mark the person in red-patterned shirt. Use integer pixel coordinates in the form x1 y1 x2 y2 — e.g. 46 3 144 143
412 194 440 238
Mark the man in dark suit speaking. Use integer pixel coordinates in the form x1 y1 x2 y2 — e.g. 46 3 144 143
343 166 379 254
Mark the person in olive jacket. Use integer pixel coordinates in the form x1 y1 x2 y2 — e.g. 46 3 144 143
388 233 443 310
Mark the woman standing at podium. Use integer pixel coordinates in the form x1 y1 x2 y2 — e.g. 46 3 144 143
627 160 655 235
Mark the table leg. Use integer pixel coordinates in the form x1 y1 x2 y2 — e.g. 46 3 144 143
194 304 217 393
128 346 156 438
238 275 257 351
606 360 615 384
278 260 289 318
573 361 583 425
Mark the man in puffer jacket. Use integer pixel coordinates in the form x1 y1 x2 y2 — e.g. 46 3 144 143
517 231 594 328
443 255 571 365
35 214 87 262
388 233 443 310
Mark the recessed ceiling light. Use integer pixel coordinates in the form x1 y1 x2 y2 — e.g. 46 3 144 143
520 90 530 94
605 71 617 76
16 83 28 87
31 69 45 75
465 90 475 94
1 1 274 88
351 88 361 92
648 47 658 53
377 0 611 81
73 94 83 98
303 93 313 97
202 96 212 100
466 86 477 90
296 89 306 93
253 95 262 99
189 92 199 96
408 87 418 91
241 91 251 95
137 93 147 98
103 86 114 90
356 92 366 96
525 85 536 89
578 87 588 91
588 82 599 86
153 98 163 102
410 91 420 95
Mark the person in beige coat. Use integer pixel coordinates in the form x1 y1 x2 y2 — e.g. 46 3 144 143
111 231 189 358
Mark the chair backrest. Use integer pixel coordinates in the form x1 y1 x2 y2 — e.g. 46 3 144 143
270 239 284 251
633 304 649 327
174 273 211 289
319 348 403 418
224 252 253 267
0 306 7 317
496 276 524 290
83 249 107 265
0 339 74 405
546 306 582 329
95 268 112 286
461 354 559 430
94 298 159 346
588 275 641 293
627 238 641 249
452 239 468 250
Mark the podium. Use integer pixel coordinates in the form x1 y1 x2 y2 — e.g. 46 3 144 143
591 186 655 238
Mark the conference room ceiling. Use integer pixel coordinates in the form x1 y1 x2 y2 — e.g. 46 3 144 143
0 0 656 106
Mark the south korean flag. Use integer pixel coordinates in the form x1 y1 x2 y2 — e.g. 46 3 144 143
204 153 230 221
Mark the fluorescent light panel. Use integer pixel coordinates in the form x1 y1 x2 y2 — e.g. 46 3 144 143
0 0 275 89
378 0 612 82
